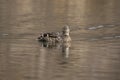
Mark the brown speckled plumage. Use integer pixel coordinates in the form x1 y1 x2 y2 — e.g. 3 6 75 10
38 26 71 42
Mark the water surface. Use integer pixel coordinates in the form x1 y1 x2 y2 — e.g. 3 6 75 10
0 0 120 80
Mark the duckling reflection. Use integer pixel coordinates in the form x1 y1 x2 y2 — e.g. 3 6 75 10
39 41 71 58
39 41 61 49
62 42 71 58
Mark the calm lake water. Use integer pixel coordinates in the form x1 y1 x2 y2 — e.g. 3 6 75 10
0 0 120 80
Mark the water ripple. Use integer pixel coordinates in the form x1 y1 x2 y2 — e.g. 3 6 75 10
87 24 119 30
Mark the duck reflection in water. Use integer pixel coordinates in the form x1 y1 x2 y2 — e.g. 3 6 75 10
39 41 71 58
61 42 71 58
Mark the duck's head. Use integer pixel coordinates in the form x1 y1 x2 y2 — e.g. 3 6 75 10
62 25 70 36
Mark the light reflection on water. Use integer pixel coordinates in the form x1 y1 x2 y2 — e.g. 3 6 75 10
0 0 120 80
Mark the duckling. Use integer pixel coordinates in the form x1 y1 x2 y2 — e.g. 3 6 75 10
38 25 71 42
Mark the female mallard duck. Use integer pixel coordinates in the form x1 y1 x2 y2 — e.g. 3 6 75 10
38 26 71 42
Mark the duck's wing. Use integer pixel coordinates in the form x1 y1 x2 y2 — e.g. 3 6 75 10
50 32 62 38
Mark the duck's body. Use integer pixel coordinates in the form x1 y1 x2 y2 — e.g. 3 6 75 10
38 32 61 42
38 26 71 42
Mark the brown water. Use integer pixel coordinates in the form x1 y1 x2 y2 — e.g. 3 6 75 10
0 0 120 80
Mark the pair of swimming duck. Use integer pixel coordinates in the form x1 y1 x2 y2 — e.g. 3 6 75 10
38 26 71 42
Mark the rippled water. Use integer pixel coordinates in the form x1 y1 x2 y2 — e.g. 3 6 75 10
0 0 120 80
